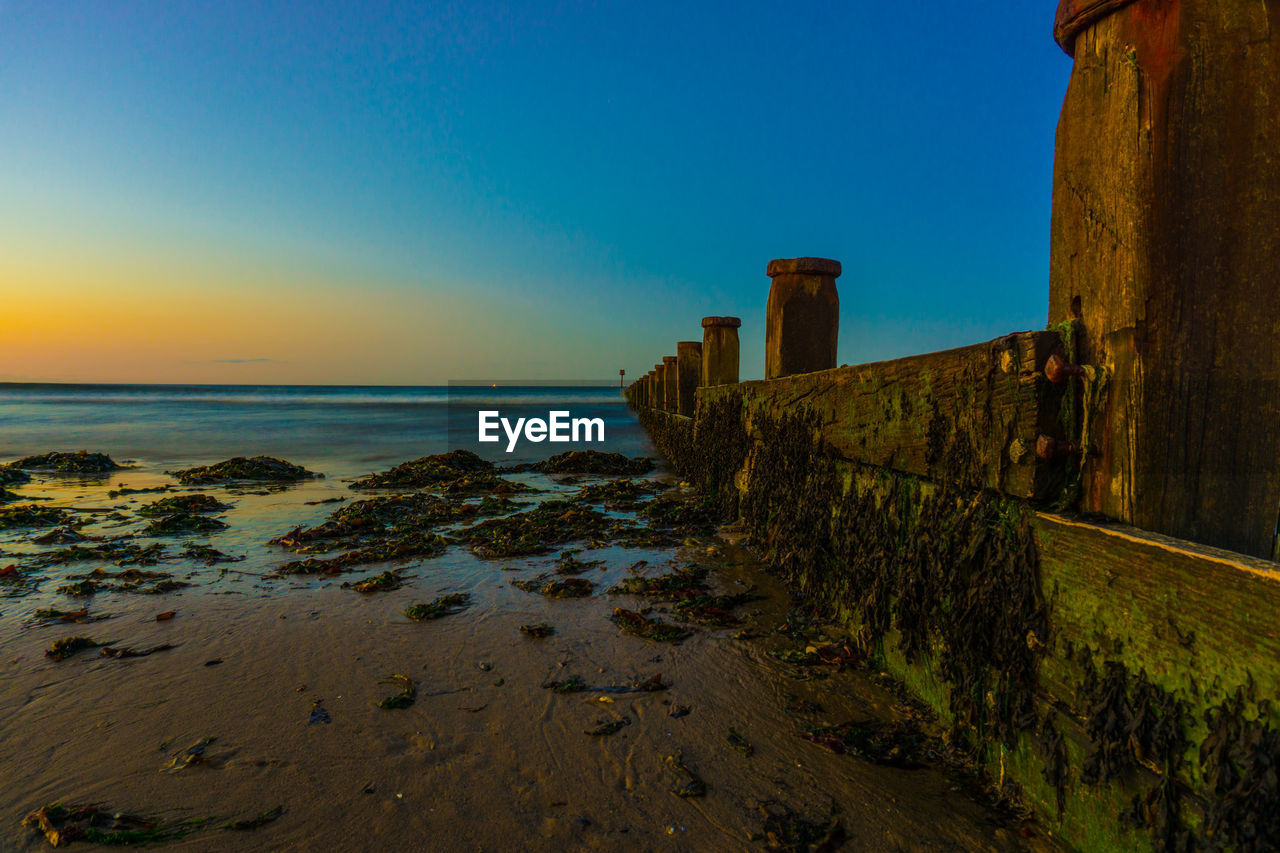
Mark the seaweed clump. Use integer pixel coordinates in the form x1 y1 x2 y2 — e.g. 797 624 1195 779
137 494 230 516
571 478 662 509
22 802 208 847
506 450 653 476
512 576 595 598
278 531 447 575
7 451 122 474
273 493 489 548
0 505 73 529
404 593 471 620
141 513 228 536
796 719 924 768
610 608 691 642
460 500 618 558
352 450 507 490
46 636 107 661
169 456 318 485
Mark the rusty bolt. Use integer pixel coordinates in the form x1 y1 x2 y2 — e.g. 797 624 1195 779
1044 353 1086 383
1036 435 1084 460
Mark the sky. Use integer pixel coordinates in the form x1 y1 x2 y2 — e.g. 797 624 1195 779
0 1 1073 385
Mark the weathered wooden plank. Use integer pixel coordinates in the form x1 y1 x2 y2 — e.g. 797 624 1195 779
699 331 1066 499
1034 512 1280 710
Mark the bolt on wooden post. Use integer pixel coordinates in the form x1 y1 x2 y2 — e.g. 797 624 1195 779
701 316 741 387
676 341 702 416
765 257 840 380
1050 0 1280 558
662 356 678 411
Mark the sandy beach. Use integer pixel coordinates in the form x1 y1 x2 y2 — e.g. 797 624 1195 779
0 445 1061 852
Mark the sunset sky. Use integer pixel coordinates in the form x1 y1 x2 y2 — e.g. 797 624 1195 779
0 2 1072 385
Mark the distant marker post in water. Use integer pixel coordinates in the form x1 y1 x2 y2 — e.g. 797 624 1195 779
765 257 841 380
701 316 741 387
676 341 702 417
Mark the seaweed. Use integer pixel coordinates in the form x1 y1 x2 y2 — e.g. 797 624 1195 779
519 622 555 638
460 500 618 558
795 719 924 768
751 802 845 852
22 802 209 847
351 450 500 489
0 466 32 485
610 608 691 642
570 478 663 508
404 593 471 620
637 493 720 535
136 494 230 517
0 486 25 504
107 484 170 499
345 570 403 593
505 451 653 476
181 543 243 565
585 717 631 736
0 504 73 529
31 608 98 624
141 512 228 536
169 456 318 485
512 576 595 598
274 493 495 548
377 674 417 709
672 592 764 625
8 451 122 474
665 751 706 798
608 564 709 599
31 526 95 545
46 636 107 661
278 531 447 574
33 542 166 568
541 674 586 694
1197 689 1280 853
553 549 603 575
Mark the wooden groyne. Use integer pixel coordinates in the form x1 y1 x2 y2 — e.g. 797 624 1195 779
624 3 1280 850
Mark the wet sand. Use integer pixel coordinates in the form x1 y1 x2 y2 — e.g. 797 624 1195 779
1 463 1063 851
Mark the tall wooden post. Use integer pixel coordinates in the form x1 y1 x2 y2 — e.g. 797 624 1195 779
676 341 702 417
765 257 840 380
701 316 741 387
1050 0 1280 558
662 356 678 412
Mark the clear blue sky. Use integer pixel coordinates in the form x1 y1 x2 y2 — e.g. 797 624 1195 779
0 1 1072 384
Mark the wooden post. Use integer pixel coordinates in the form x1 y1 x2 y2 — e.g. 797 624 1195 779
1050 0 1280 558
701 316 741 387
662 356 678 412
676 341 702 417
765 257 840 380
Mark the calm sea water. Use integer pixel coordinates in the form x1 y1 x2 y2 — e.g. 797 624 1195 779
0 383 654 478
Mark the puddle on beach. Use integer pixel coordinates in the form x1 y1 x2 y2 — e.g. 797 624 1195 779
0 453 1062 851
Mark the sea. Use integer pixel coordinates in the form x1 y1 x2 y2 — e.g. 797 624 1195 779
0 382 654 478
